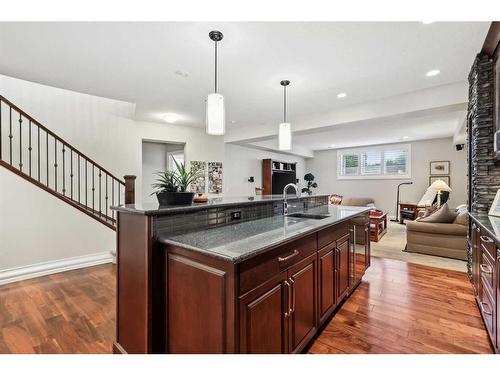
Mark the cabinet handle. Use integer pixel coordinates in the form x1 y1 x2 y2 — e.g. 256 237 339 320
480 235 493 244
477 227 480 233
480 302 492 316
278 249 299 262
289 278 296 314
472 224 476 229
480 264 492 275
284 280 291 318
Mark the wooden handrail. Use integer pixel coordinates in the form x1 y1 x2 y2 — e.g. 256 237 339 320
0 95 125 185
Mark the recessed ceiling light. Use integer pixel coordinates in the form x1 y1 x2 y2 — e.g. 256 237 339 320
426 69 440 77
422 21 435 24
402 136 409 139
162 113 179 123
337 92 347 99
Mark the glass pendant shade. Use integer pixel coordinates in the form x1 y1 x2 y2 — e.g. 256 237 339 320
278 122 292 150
206 93 225 135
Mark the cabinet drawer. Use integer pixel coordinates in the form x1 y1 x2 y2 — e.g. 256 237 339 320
478 277 495 339
480 232 496 261
318 221 349 249
480 251 495 294
239 234 317 295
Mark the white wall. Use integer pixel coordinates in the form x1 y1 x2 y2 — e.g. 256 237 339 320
306 137 467 216
0 168 115 284
224 144 307 197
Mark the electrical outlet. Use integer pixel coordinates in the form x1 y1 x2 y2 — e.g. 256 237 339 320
231 211 242 221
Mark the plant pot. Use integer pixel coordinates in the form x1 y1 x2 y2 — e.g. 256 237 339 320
156 191 195 206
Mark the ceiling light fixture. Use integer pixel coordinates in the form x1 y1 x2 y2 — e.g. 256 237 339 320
162 113 179 123
337 92 347 98
426 69 440 77
206 30 225 135
422 21 435 24
278 80 292 151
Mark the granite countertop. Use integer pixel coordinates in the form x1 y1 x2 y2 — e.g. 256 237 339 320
469 211 500 242
111 194 329 215
158 205 370 263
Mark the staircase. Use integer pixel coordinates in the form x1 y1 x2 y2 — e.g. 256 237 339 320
0 95 128 230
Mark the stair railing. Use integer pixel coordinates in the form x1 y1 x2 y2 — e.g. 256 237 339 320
0 95 133 230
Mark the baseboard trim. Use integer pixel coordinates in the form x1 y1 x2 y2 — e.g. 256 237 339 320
0 252 113 285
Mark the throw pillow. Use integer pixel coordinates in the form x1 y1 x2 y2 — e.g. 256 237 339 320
419 203 457 224
453 211 468 226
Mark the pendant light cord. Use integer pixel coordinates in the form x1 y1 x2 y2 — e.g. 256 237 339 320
283 85 287 123
214 41 218 93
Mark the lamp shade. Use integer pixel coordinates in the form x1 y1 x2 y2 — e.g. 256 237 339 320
206 93 225 135
430 179 452 192
278 122 292 150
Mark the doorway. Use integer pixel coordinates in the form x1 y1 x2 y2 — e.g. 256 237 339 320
142 141 186 203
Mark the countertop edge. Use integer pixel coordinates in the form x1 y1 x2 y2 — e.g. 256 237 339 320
469 212 500 243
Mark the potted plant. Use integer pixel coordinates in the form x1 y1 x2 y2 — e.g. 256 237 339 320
152 158 202 206
301 173 318 196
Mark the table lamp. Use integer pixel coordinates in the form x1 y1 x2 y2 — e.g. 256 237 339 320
430 179 452 208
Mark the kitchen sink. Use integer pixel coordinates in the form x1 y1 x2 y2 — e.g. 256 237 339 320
286 213 330 220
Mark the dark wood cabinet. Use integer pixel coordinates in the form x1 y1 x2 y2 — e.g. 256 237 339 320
239 272 289 354
336 235 350 302
471 223 481 294
469 215 499 354
287 254 317 353
318 243 336 324
159 216 370 354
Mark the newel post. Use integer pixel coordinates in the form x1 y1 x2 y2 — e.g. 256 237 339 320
124 175 136 204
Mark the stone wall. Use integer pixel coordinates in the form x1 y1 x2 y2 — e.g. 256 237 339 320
466 53 500 278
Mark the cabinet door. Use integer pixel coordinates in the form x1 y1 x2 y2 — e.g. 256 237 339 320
239 271 289 353
336 236 350 302
288 254 317 353
471 223 480 295
318 244 336 325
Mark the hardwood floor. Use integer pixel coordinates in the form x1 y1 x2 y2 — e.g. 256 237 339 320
309 257 493 354
0 257 493 354
0 264 115 353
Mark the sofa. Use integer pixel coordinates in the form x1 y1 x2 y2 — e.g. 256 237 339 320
405 206 467 261
329 195 376 208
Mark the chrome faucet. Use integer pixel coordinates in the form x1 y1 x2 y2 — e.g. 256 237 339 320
283 183 301 215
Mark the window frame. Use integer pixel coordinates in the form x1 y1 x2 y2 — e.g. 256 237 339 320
337 144 411 180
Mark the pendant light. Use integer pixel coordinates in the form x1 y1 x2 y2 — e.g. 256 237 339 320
206 30 225 135
278 80 292 150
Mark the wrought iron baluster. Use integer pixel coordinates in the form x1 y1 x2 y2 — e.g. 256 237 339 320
112 178 115 220
9 107 12 165
105 174 108 219
28 120 32 176
98 168 102 217
54 139 58 192
46 132 49 186
0 100 2 160
18 113 23 171
78 154 81 204
70 149 73 199
92 164 95 213
37 126 40 181
85 159 88 207
62 145 66 195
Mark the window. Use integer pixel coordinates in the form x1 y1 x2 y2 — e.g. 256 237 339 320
337 144 411 179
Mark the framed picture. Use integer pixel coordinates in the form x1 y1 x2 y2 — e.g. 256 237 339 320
208 161 223 194
489 189 500 217
429 175 450 187
430 161 450 175
190 161 207 194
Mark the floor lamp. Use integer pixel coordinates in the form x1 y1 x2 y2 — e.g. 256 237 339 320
390 182 413 222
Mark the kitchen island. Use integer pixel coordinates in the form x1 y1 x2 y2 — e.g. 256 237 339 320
112 195 370 354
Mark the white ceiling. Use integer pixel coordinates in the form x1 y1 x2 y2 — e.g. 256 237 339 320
0 22 489 154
